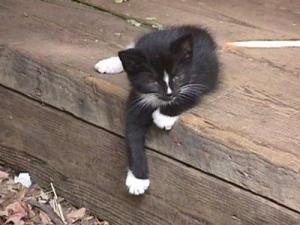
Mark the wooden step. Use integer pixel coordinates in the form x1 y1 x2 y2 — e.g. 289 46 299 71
0 0 299 223
1 85 300 225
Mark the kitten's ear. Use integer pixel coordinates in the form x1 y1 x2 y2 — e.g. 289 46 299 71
170 34 193 60
118 49 148 73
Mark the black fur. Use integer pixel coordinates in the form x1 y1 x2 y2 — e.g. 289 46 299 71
119 25 219 180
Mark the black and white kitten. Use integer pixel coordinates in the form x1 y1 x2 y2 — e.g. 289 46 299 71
94 25 219 195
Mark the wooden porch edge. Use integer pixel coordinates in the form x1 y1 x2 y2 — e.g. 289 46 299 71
1 43 299 212
1 85 300 225
0 0 299 213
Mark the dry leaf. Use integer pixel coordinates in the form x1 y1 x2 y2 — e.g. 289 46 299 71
83 216 94 221
4 201 28 225
26 204 36 221
67 207 86 223
5 215 25 225
15 187 29 201
0 210 8 217
39 210 53 225
38 190 50 204
0 171 9 181
101 222 110 225
5 201 27 215
0 166 108 225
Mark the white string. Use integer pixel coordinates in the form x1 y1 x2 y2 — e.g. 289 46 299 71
227 40 300 48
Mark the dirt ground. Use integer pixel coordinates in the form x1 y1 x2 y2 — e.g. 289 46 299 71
0 164 109 225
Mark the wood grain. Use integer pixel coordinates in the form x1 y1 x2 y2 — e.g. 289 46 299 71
1 86 300 225
80 0 300 43
0 0 299 211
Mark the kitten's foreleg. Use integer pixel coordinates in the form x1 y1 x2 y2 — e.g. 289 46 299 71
126 120 150 195
125 100 153 195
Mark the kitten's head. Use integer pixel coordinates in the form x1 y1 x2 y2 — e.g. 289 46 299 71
118 34 194 107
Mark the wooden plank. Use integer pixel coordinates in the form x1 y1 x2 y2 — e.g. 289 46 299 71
0 0 300 211
80 0 300 73
1 85 300 225
81 0 300 36
78 0 300 39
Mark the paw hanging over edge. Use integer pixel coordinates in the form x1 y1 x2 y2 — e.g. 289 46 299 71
126 170 150 195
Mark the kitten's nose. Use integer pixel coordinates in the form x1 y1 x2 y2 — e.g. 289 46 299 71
166 92 172 97
164 92 174 101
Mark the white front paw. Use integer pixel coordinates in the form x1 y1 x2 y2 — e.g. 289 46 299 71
126 170 150 195
94 56 123 74
152 108 178 130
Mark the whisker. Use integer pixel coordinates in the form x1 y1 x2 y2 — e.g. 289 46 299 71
129 98 142 107
179 94 195 101
181 83 207 89
128 96 153 113
180 85 208 96
130 93 165 112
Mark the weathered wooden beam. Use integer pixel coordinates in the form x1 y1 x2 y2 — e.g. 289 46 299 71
1 86 300 225
79 0 300 37
79 0 300 75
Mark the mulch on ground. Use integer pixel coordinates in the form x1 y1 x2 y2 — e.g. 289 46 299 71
0 164 109 225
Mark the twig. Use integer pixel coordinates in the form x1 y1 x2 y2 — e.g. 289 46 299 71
26 199 64 225
50 182 67 224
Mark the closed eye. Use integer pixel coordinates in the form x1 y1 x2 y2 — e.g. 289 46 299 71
173 73 185 82
174 76 180 81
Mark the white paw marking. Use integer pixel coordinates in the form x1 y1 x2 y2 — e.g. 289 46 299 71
126 170 150 195
94 56 123 74
152 108 178 130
